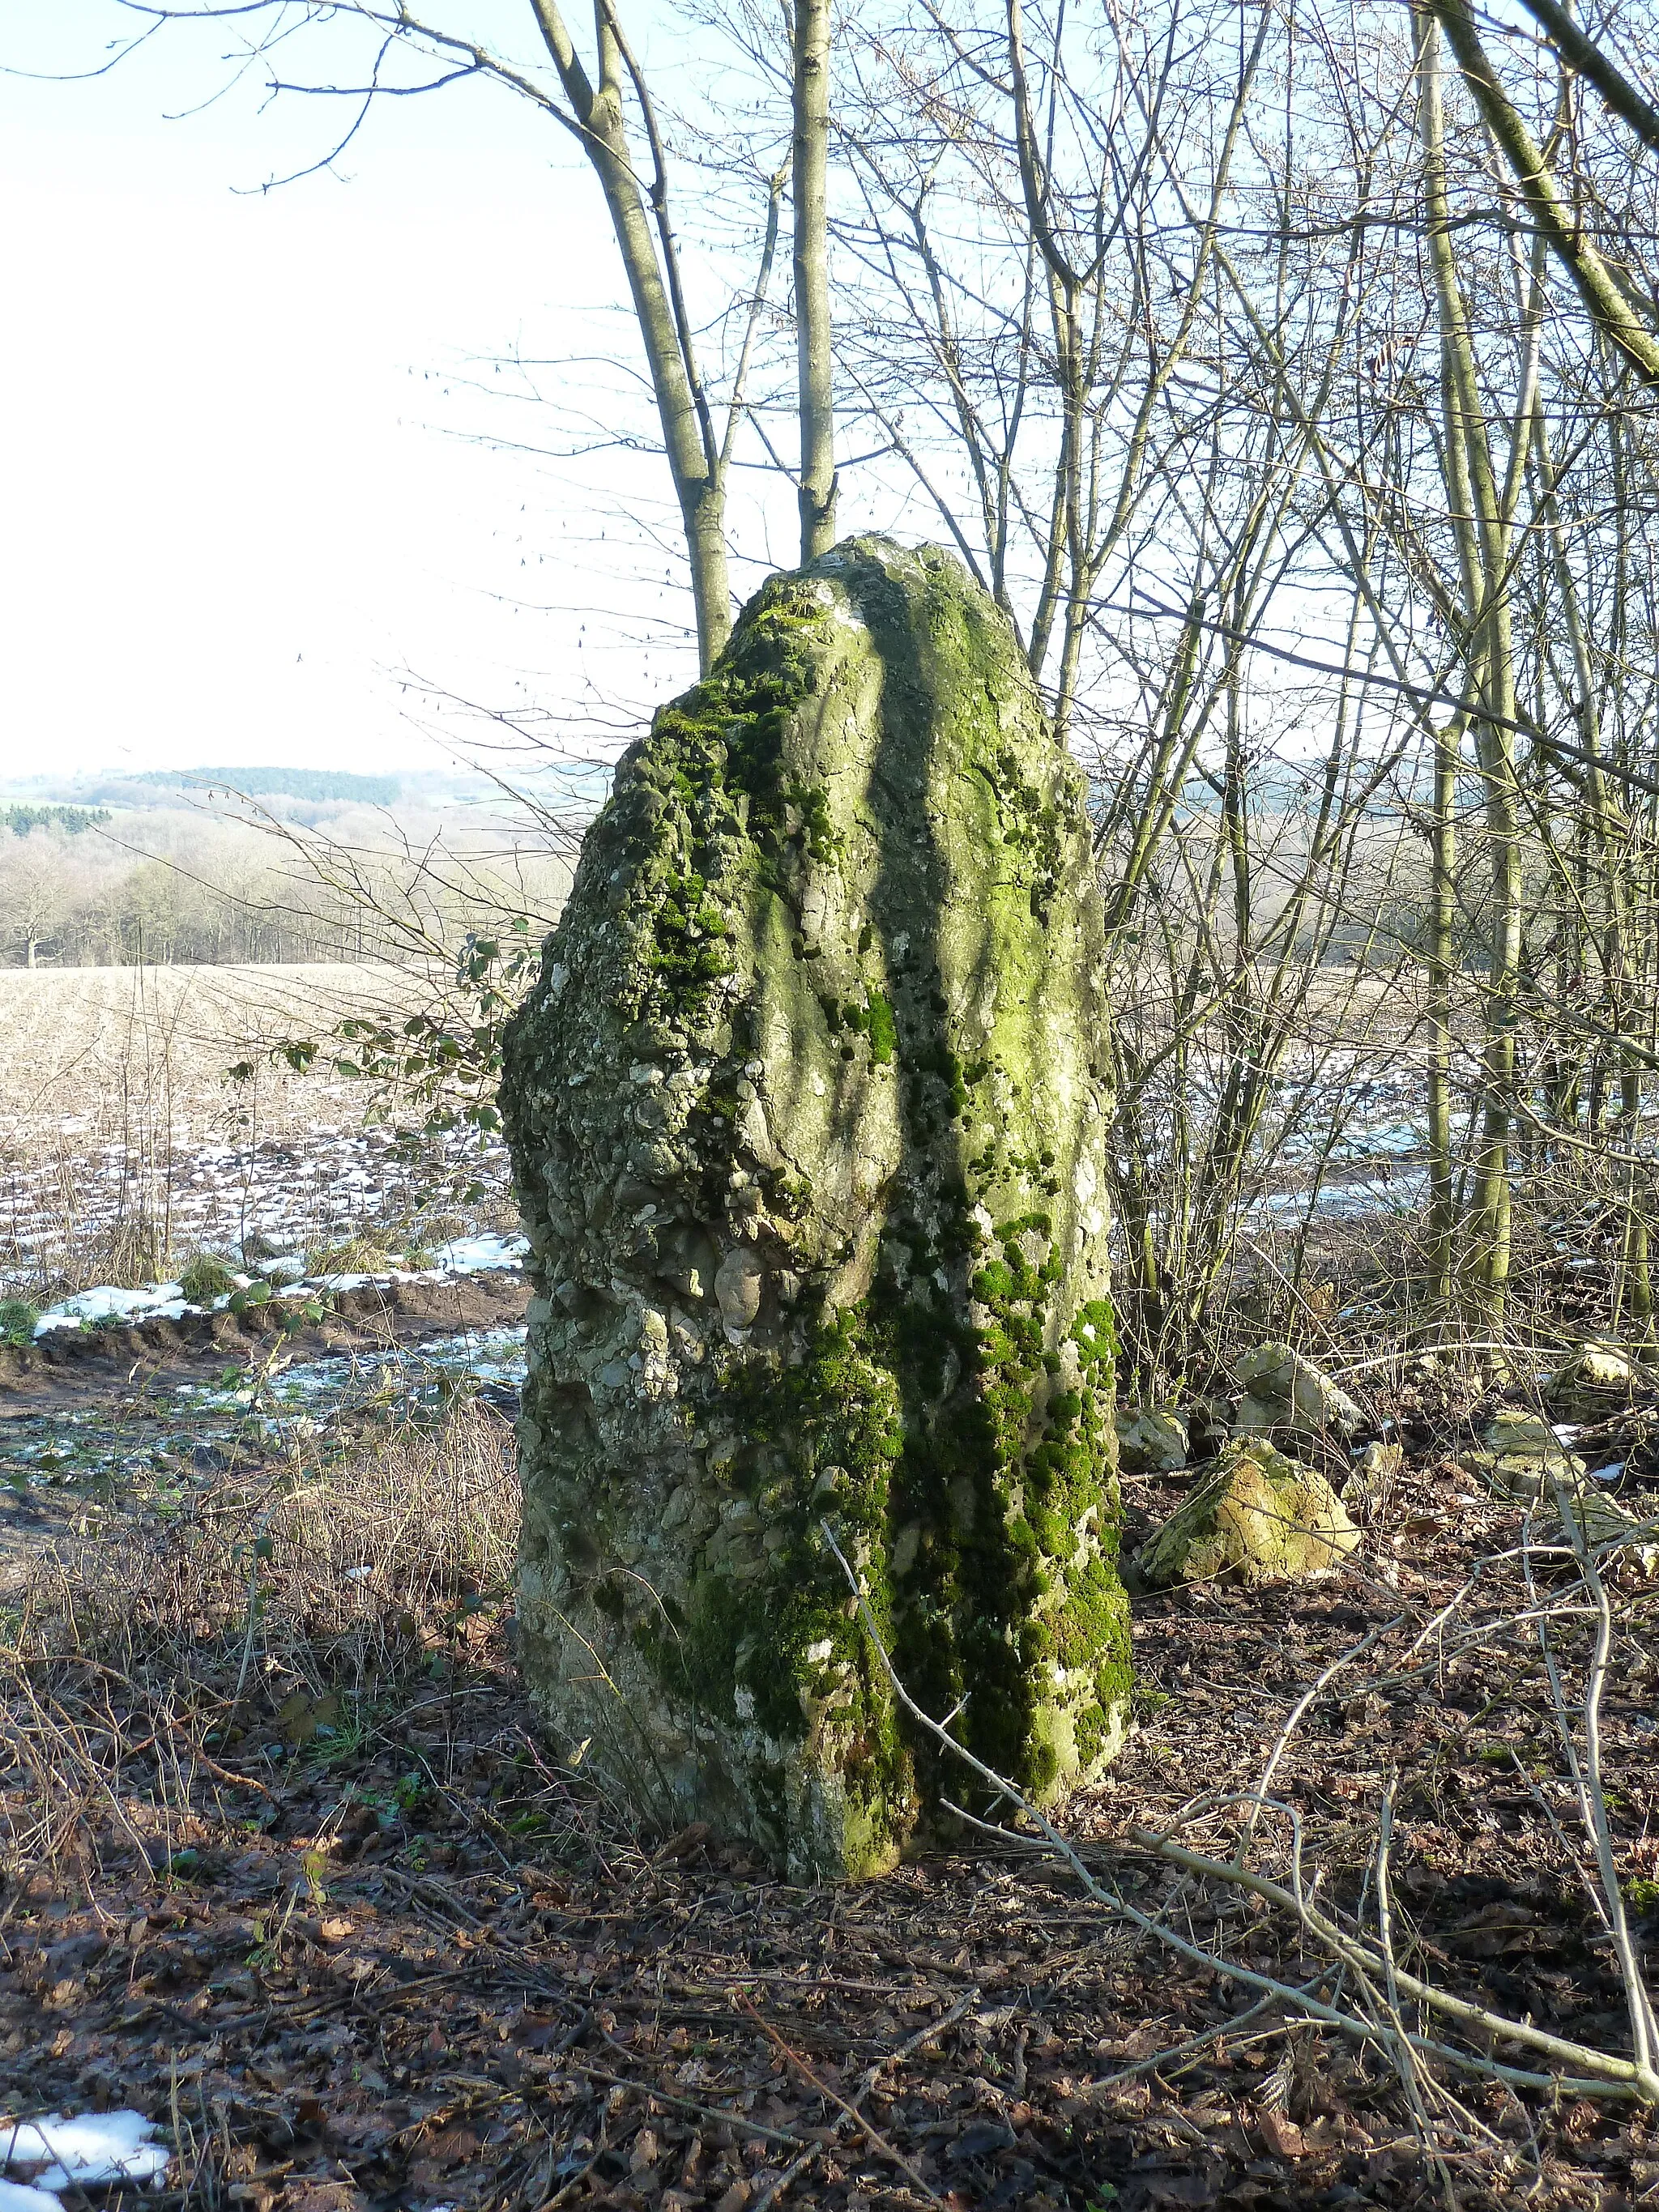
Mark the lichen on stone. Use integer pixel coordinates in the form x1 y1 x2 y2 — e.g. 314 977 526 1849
1115 1405 1188 1476
1233 1342 1362 1442
1138 1438 1358 1588
500 535 1128 1881
1473 1410 1586 1498
1546 1342 1643 1419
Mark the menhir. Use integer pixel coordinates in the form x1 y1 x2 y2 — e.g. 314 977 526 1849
501 536 1130 1881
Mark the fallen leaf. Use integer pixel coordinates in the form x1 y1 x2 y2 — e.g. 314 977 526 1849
949 2120 1017 2161
277 1690 341 1746
1143 2174 1218 2206
1258 2108 1306 2158
629 2128 659 2173
656 1822 712 1862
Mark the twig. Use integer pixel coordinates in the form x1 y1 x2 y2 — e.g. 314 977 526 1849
569 2057 817 2151
1244 1612 1401 1844
746 1984 984 2211
1129 1823 1659 2099
820 1515 1659 2105
735 1990 947 2207
1375 1773 1460 2207
1545 1481 1659 2081
1086 1987 1297 2090
859 1985 983 2093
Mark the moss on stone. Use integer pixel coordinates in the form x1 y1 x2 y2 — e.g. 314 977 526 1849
501 536 1128 1881
1138 1438 1358 1589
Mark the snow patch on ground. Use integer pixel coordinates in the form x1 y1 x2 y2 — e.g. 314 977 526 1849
32 1285 187 1334
0 2181 65 2212
0 2110 171 2206
29 1237 529 1340
1247 1166 1431 1224
429 1233 527 1274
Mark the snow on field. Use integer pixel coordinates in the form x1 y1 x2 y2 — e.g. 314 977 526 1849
174 1323 528 1423
32 1284 188 1330
0 965 518 1298
429 1233 527 1272
1250 1164 1431 1223
4 1114 516 1289
3 1323 528 1485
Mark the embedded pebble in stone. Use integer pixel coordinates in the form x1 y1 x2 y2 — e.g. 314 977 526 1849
714 1247 765 1329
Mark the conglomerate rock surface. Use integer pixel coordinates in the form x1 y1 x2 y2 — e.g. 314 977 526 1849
500 537 1128 1880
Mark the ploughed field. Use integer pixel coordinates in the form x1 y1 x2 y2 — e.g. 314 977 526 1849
0 965 518 1299
0 962 528 1551
0 965 1449 1297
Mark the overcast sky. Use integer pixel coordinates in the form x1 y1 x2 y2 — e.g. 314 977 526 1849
0 1 705 782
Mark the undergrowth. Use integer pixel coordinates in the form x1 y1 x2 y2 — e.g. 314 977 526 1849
0 1400 536 1882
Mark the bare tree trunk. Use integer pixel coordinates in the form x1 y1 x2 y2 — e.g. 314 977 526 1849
1428 0 1659 392
1416 5 1523 1321
1536 403 1657 1337
791 0 837 561
531 0 732 667
1427 712 1461 1311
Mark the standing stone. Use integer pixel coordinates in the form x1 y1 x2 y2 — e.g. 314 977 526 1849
501 537 1129 1882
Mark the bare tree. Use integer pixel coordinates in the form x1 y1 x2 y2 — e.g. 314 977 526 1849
791 0 836 560
79 0 822 669
40 0 1659 1378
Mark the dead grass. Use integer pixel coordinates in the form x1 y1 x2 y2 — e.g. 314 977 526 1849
1 1401 521 1881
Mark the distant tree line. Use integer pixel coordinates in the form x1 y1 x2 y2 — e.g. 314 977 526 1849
2 805 110 837
136 766 401 805
0 810 565 970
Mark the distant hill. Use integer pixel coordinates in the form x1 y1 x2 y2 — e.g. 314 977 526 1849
137 766 401 804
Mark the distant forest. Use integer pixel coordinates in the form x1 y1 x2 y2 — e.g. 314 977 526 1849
0 803 565 969
3 805 110 837
138 767 401 804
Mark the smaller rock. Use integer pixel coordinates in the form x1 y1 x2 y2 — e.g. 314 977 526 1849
1547 1342 1643 1418
1138 1438 1360 1589
1184 1397 1234 1460
1234 1342 1362 1441
1341 1437 1403 1511
1115 1406 1188 1476
1473 1411 1586 1500
1559 1490 1659 1573
1470 1410 1657 1569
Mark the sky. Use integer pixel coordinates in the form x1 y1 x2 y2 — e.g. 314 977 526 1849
0 0 702 783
